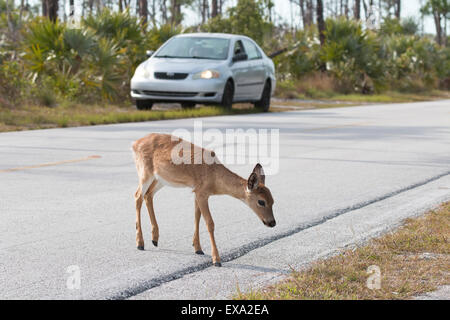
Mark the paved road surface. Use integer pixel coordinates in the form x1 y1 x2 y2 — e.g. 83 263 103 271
1 100 449 299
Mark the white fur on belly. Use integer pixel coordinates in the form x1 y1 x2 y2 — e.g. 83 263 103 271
154 174 187 188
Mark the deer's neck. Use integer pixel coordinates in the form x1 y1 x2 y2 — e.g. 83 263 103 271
215 165 247 201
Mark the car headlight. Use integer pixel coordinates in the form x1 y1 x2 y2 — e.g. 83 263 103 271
134 65 150 79
193 70 220 80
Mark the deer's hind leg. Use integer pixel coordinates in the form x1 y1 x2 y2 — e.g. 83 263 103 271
143 180 163 247
135 187 145 250
135 177 154 250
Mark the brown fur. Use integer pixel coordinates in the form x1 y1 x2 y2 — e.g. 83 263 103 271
132 133 275 265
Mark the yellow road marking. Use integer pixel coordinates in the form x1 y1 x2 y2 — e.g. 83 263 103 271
0 155 101 173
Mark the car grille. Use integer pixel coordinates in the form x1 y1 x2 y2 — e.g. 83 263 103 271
140 90 198 97
154 72 189 80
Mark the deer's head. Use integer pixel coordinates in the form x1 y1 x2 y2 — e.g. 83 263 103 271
245 164 276 228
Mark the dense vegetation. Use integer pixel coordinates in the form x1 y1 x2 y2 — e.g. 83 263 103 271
0 0 449 109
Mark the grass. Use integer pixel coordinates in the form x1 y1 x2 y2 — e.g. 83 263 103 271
0 103 261 132
1 81 448 132
235 202 450 300
331 90 450 103
275 76 450 103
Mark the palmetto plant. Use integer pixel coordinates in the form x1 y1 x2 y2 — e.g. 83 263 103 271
21 11 142 102
320 17 386 93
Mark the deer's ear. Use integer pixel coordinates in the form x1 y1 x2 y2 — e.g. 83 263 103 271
247 172 259 191
252 163 265 184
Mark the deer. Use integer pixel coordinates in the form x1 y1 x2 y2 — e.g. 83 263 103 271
131 133 276 267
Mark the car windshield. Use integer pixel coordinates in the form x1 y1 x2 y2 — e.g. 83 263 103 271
155 37 230 60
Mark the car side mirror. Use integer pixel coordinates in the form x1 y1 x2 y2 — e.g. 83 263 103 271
146 50 155 58
232 53 248 63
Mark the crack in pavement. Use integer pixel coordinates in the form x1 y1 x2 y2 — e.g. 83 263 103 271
107 170 450 300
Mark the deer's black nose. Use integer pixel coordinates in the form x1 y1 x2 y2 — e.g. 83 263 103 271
264 220 276 228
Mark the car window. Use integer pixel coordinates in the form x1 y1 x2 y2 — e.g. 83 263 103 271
233 40 246 56
243 39 262 60
155 37 230 60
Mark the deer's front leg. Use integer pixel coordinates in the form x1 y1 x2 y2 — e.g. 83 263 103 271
135 188 145 250
195 194 221 267
144 192 159 247
192 200 204 255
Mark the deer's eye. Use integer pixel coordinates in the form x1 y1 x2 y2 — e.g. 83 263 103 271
257 200 266 207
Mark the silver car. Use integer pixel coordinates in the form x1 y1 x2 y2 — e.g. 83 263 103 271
130 33 275 111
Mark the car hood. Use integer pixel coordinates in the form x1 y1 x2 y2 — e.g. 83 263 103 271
141 58 227 74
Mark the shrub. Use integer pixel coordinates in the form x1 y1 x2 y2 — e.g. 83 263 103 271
383 35 441 91
320 18 386 93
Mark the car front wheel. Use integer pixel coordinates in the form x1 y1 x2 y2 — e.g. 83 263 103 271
221 80 234 109
136 100 153 110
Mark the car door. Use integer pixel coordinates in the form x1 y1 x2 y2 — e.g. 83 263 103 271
230 39 252 101
242 39 266 100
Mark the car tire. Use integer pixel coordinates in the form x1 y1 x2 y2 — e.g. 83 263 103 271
136 100 153 110
221 80 234 110
181 102 196 109
254 81 271 112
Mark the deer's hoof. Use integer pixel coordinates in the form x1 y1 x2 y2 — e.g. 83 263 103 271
152 240 158 247
195 250 205 255
137 245 144 251
213 262 222 267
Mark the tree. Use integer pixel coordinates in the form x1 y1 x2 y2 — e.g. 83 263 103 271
394 0 401 19
317 0 326 71
211 0 218 17
421 0 449 46
354 0 361 20
139 0 148 24
317 0 325 46
382 0 401 19
169 0 193 25
306 0 313 26
201 0 273 45
42 0 58 22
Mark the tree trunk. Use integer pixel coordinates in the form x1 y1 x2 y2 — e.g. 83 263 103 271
69 0 74 17
160 0 168 24
88 0 93 14
42 0 48 16
170 0 181 25
317 0 326 72
211 0 218 18
306 0 313 26
218 0 223 15
139 0 148 24
395 0 401 19
433 11 442 46
149 0 157 26
299 0 308 27
354 0 360 20
317 0 325 46
201 0 209 23
344 0 349 18
44 0 58 22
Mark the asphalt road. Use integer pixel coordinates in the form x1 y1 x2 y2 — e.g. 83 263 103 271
1 100 449 299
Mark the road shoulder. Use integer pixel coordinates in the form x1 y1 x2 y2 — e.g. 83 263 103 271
128 175 450 300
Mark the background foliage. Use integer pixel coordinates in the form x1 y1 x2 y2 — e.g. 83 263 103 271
0 0 449 108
